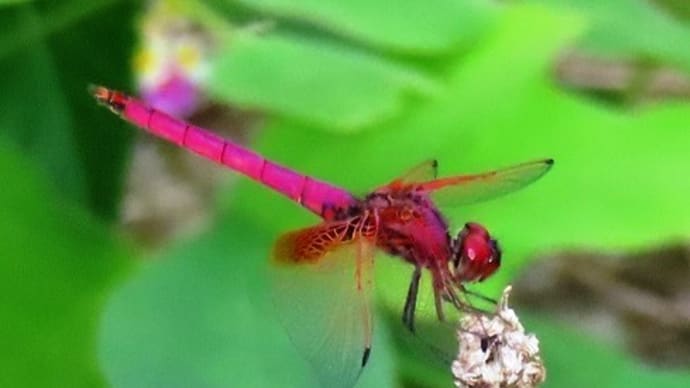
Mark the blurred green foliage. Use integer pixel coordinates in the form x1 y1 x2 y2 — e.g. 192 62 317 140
0 1 136 219
233 0 494 53
0 139 132 387
100 216 397 388
540 0 690 70
2 0 690 387
212 33 437 130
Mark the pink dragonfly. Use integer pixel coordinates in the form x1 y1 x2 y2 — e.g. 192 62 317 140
92 86 553 387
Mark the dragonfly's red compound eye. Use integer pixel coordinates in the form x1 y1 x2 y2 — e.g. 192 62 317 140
452 223 501 282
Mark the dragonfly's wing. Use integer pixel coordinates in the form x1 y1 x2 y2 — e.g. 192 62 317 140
270 220 376 388
419 159 553 207
387 159 439 188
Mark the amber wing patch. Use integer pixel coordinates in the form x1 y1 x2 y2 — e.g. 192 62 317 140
273 220 359 264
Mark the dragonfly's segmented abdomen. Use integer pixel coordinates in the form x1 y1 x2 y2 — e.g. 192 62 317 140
93 86 356 217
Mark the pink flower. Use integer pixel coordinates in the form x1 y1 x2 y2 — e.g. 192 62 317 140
140 73 201 118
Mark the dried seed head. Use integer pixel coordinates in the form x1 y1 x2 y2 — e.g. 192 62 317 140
452 286 546 388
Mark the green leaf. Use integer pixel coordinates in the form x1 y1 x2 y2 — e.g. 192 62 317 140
0 6 86 204
44 1 138 219
537 0 690 71
0 139 132 387
215 5 690 384
235 0 496 54
0 1 137 219
0 0 31 7
210 33 436 131
100 212 397 388
654 0 690 21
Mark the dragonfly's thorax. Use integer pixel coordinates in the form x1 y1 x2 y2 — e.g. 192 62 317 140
363 189 452 269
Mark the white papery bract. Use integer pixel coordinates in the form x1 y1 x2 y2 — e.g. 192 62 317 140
453 286 546 388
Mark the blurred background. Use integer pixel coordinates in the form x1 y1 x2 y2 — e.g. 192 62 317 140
1 0 690 387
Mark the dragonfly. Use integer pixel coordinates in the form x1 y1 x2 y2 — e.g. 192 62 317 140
92 85 553 388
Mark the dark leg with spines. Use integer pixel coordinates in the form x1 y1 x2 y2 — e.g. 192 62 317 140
402 266 422 333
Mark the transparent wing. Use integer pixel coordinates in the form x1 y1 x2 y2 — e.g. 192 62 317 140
420 159 553 207
270 220 376 388
387 159 439 189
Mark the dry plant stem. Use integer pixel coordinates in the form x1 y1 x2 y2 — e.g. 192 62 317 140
453 286 546 388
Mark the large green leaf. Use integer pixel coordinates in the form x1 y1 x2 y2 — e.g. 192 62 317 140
0 139 132 387
0 1 137 219
211 33 436 131
234 0 496 54
226 3 690 278
214 4 690 385
100 212 397 388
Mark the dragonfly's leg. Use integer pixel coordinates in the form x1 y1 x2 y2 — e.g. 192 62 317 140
402 266 422 333
431 271 447 322
444 277 494 316
459 284 498 305
434 289 446 321
444 282 465 310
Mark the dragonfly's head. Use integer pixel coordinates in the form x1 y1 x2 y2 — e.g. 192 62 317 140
451 222 501 283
